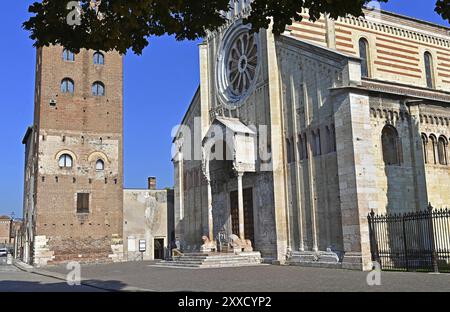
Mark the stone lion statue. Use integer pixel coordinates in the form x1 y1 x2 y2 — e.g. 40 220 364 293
229 234 253 252
200 235 216 252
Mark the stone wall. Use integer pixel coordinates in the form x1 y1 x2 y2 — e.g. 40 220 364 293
123 189 173 260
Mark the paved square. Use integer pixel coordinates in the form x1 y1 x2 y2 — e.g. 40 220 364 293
32 261 450 292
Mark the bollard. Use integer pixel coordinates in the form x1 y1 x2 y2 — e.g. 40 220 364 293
6 253 12 265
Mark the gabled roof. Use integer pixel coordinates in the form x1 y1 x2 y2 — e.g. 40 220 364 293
215 117 256 135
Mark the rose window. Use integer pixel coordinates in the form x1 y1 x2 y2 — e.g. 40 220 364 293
227 32 258 96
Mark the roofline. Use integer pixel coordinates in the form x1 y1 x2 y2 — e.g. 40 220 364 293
279 33 361 62
22 126 33 145
330 81 450 105
179 85 200 128
172 85 201 143
376 8 450 32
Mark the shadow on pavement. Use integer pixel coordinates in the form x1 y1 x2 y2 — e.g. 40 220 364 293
0 279 129 292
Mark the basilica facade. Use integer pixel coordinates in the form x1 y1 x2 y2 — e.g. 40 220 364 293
172 2 450 270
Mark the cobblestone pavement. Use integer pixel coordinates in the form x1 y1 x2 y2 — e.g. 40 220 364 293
38 261 450 292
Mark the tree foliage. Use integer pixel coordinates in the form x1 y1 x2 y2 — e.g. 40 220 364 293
23 0 448 55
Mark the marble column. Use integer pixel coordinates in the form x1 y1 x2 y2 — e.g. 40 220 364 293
237 172 245 240
207 179 214 241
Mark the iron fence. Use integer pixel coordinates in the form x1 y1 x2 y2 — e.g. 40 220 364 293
368 204 450 273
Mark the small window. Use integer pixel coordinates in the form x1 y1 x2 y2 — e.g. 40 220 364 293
63 49 75 62
359 38 370 78
424 52 434 88
61 78 74 94
93 52 104 65
58 154 73 168
77 193 89 213
96 159 105 171
92 81 105 96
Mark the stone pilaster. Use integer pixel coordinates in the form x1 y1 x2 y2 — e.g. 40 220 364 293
266 29 288 263
334 90 377 271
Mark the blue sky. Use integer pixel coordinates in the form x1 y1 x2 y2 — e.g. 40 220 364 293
0 0 448 217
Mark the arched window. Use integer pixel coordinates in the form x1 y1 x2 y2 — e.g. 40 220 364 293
96 159 105 171
424 52 434 88
438 136 448 165
93 52 104 65
61 78 74 94
58 154 73 168
430 135 438 164
421 133 428 164
63 49 74 62
381 126 401 166
92 81 105 96
359 38 370 78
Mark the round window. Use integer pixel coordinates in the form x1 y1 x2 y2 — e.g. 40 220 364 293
216 23 260 108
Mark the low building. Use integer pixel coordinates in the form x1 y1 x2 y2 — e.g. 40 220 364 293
0 216 12 246
123 178 174 261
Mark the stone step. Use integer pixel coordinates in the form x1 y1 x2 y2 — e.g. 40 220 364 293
156 252 263 269
174 256 252 262
156 261 263 268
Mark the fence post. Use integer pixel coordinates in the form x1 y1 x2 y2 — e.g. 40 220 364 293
401 214 409 272
368 210 380 266
428 203 439 273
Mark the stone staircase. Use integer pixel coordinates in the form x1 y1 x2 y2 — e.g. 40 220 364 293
155 252 262 268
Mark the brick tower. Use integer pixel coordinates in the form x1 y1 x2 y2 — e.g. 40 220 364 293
22 46 123 265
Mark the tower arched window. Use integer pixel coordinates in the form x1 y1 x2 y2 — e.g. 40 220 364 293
58 154 73 168
93 52 104 65
63 49 75 62
438 136 448 165
92 81 105 96
96 159 105 171
359 38 370 78
61 78 74 94
381 125 401 166
424 52 435 88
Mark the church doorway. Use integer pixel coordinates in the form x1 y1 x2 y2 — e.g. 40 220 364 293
230 188 255 246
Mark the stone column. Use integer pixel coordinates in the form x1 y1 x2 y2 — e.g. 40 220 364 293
173 152 184 241
207 179 214 241
237 172 245 240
